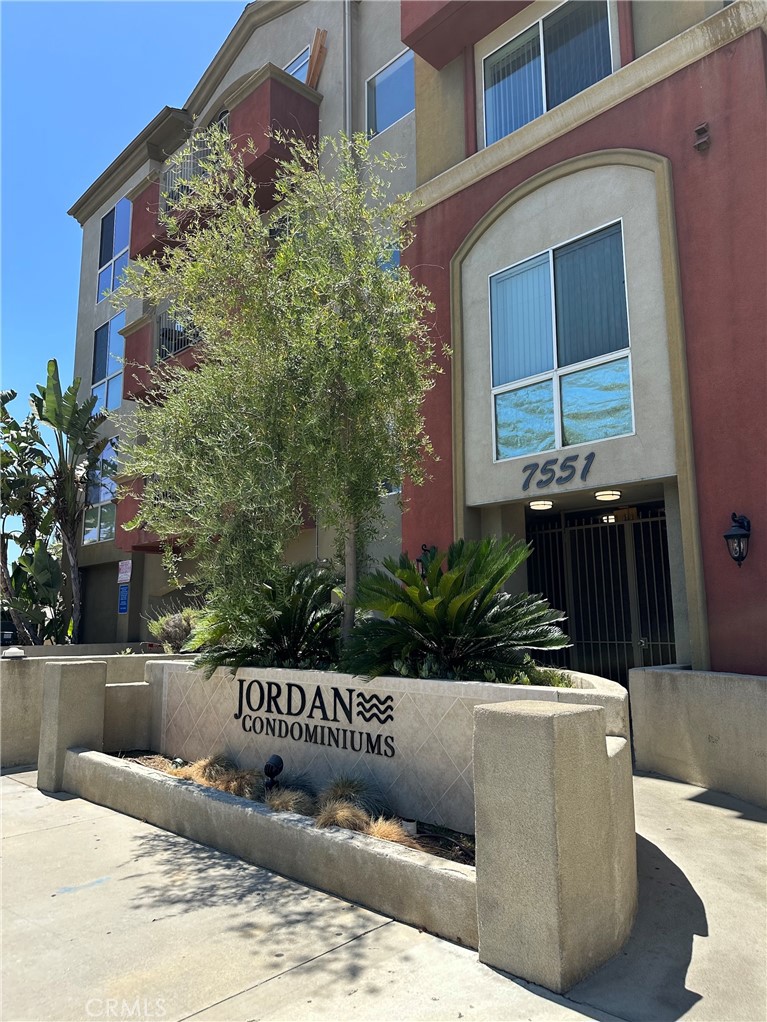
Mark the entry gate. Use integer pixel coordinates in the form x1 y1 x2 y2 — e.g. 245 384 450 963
527 502 676 685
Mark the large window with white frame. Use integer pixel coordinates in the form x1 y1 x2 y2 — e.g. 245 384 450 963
484 0 612 146
491 221 633 460
97 197 131 304
367 49 415 136
83 438 118 544
92 311 125 413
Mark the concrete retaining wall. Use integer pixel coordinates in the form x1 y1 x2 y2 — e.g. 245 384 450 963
630 667 767 808
474 701 637 992
62 749 479 949
0 655 190 767
154 664 629 833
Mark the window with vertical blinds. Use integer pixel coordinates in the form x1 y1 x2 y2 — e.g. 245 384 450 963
490 222 632 460
484 1 612 146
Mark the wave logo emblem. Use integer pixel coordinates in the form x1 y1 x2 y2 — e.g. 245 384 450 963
355 692 394 725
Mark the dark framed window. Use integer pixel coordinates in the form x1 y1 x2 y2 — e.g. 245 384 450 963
491 221 632 460
92 311 125 413
97 197 131 304
367 50 415 136
484 1 612 146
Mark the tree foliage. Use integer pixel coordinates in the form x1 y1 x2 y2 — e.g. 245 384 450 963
1 364 109 643
341 537 570 683
118 130 439 637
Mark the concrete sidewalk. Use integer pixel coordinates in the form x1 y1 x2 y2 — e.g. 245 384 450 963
2 769 765 1022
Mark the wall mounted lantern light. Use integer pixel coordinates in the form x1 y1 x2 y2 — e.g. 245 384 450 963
723 513 751 567
416 544 437 578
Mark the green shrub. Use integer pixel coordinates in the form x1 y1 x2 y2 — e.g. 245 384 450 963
190 562 342 676
342 536 570 684
147 607 200 653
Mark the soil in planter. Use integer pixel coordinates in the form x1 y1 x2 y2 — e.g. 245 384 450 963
115 751 476 866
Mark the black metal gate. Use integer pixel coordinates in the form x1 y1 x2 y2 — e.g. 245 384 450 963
527 502 675 685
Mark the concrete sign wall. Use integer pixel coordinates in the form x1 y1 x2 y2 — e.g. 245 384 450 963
156 665 628 833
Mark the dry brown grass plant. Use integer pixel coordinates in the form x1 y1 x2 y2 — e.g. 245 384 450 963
315 798 370 831
265 787 316 816
366 816 424 850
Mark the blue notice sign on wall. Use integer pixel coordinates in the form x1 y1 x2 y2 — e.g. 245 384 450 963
118 584 130 615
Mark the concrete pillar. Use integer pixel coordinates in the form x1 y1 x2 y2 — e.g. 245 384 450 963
37 661 107 793
473 700 634 993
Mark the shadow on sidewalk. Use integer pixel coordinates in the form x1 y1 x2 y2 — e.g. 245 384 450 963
567 835 707 1021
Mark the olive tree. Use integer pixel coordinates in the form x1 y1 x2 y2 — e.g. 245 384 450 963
119 131 439 639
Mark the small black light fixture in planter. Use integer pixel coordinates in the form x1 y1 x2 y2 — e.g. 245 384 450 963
724 513 751 567
264 754 284 792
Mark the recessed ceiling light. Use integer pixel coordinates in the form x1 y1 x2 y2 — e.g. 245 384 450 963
529 500 553 510
595 490 621 502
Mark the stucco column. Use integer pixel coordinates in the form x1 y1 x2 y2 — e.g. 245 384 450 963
473 700 634 992
37 661 107 793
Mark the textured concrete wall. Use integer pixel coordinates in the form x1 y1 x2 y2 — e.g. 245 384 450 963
37 661 107 792
473 701 637 992
103 683 152 753
155 665 628 833
630 667 767 808
63 749 478 949
0 655 188 767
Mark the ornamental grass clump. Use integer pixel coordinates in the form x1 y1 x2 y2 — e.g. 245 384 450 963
265 787 316 816
315 799 371 832
342 536 570 684
318 775 390 817
366 816 424 851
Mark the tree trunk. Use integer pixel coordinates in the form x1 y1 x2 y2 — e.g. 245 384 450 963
342 522 357 644
61 529 82 645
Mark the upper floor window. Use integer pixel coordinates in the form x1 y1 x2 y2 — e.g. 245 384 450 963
83 438 118 545
491 221 632 460
285 46 310 83
484 1 612 146
367 49 415 136
92 311 125 413
97 198 131 304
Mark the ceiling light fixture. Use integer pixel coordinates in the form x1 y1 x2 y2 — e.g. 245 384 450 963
529 500 553 510
595 490 621 502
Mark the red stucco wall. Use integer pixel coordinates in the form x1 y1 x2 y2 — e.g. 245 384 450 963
403 31 767 674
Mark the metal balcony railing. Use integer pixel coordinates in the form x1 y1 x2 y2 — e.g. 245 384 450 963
160 139 212 212
157 311 201 360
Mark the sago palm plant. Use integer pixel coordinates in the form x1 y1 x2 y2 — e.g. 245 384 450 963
342 537 569 683
190 562 343 676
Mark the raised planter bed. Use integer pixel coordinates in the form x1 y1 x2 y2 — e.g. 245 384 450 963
63 748 479 947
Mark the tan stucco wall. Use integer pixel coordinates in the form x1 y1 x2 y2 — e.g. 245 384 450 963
156 664 628 834
415 52 465 186
0 655 188 767
630 666 767 808
460 162 676 509
632 0 725 58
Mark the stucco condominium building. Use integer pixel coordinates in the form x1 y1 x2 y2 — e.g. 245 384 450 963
69 0 766 680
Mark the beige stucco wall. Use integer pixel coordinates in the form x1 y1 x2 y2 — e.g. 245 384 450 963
460 162 676 509
632 0 725 58
155 664 627 833
630 666 767 808
415 52 465 186
0 655 187 767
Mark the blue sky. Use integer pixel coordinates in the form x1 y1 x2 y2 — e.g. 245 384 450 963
1 0 243 420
